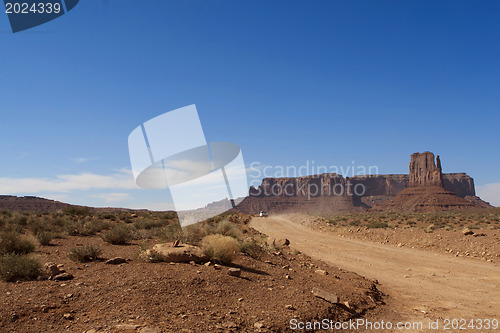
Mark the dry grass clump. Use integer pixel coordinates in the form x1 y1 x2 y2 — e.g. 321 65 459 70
0 254 41 282
0 231 36 254
68 244 102 262
35 231 55 246
65 218 111 236
101 224 136 244
239 237 263 259
201 234 240 264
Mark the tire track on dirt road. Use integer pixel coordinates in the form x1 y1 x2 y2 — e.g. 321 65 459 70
251 215 500 331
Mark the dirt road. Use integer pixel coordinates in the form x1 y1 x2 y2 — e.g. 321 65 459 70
251 215 500 331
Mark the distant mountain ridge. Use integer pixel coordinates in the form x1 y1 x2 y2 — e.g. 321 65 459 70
0 195 144 213
0 195 72 212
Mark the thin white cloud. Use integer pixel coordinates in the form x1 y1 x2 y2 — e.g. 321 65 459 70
476 183 500 207
71 157 98 163
0 169 136 194
91 192 131 203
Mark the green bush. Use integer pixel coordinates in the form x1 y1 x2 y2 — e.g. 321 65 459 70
0 254 41 282
68 244 102 262
101 224 136 244
0 231 36 254
202 234 240 264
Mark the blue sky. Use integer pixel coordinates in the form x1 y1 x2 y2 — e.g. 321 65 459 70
1 0 499 208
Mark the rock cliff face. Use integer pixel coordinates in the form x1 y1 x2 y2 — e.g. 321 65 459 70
408 152 443 187
372 152 488 212
237 152 491 214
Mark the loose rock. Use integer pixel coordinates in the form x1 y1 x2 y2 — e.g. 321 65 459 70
150 243 209 263
63 313 74 320
228 268 241 277
312 287 339 304
274 239 290 247
462 228 474 236
105 257 127 265
53 273 74 281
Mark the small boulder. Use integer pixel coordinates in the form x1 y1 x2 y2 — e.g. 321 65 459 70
312 287 339 304
105 257 127 265
115 324 141 332
315 269 328 276
254 322 265 329
274 239 290 247
228 268 241 277
44 263 62 279
63 313 74 320
53 273 74 281
462 228 474 236
151 243 209 263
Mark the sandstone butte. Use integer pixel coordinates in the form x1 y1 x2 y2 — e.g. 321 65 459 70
236 151 491 214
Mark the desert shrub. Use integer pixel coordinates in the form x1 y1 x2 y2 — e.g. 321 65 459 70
160 223 184 242
367 221 389 229
0 254 41 282
65 219 111 236
164 211 177 220
13 215 28 226
63 206 91 216
101 213 116 220
101 224 136 244
36 231 55 246
51 215 69 226
214 220 237 236
183 224 208 243
0 210 12 217
0 231 36 254
239 238 262 259
133 218 166 230
201 234 240 264
68 244 102 262
29 216 64 235
349 220 361 226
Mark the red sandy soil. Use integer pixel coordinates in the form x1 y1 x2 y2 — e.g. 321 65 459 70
0 234 384 332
